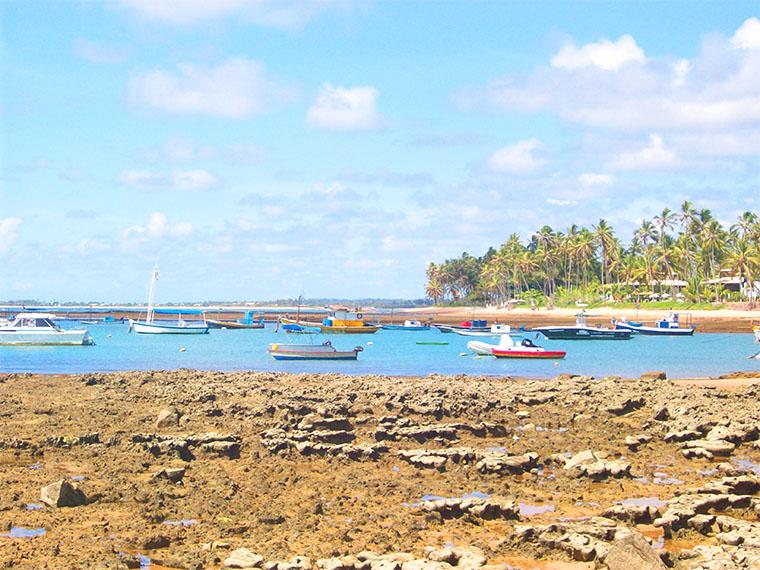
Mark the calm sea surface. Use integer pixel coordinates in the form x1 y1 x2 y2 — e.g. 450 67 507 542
0 322 758 378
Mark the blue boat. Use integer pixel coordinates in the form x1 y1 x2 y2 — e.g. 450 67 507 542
381 320 430 331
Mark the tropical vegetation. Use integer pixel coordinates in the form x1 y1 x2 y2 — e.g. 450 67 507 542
425 203 760 307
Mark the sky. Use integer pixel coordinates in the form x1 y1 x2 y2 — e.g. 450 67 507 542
2 1 760 302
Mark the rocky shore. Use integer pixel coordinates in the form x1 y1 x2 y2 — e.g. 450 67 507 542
1 370 759 569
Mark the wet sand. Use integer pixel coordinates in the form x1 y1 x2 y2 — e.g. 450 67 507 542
1 370 759 569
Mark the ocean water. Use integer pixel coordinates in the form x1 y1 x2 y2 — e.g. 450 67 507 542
0 322 758 378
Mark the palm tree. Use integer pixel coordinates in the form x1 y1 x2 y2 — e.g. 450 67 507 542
654 207 677 246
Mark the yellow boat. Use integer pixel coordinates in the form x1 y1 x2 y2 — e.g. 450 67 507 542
281 309 379 334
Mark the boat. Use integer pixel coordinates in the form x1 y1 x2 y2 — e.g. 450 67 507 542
613 312 695 336
416 341 449 346
0 313 94 346
434 319 492 333
268 340 363 360
279 322 321 334
467 335 566 359
207 311 265 330
281 308 379 334
128 262 209 335
381 320 430 331
753 323 760 343
533 312 631 340
453 324 522 337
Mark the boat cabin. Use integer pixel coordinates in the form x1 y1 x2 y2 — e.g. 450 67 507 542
323 309 367 327
5 313 62 330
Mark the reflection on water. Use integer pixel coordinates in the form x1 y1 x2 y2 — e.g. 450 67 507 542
518 502 556 516
3 527 46 538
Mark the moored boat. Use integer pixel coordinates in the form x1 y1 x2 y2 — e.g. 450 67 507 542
752 323 760 342
613 312 695 336
467 335 566 359
207 311 265 330
534 312 630 340
381 320 430 331
128 262 209 335
0 313 94 346
268 340 363 360
453 323 521 337
434 319 491 333
282 309 379 334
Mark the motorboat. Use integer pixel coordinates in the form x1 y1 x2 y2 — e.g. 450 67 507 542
128 261 209 335
381 320 430 331
434 319 491 333
453 323 521 337
207 311 265 330
533 312 631 340
613 312 695 336
467 335 565 359
0 313 94 346
281 308 379 334
268 340 363 360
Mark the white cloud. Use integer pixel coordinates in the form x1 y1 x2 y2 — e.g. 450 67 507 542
487 139 546 174
480 24 760 134
123 212 195 243
128 57 289 118
608 134 679 171
732 17 760 50
551 34 645 71
0 218 22 255
546 198 577 206
74 38 129 64
75 238 111 255
225 144 267 164
306 84 381 130
578 173 615 186
118 0 337 29
119 168 217 191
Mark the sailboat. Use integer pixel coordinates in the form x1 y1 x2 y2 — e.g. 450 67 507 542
128 261 209 335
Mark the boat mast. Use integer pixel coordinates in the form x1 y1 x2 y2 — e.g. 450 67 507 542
146 259 159 324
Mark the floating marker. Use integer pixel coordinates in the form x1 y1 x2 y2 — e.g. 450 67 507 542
179 347 187 353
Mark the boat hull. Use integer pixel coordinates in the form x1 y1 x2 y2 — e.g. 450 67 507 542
381 325 430 331
0 330 93 346
129 320 209 334
614 322 694 336
491 349 567 359
534 327 631 340
280 318 379 334
268 342 361 360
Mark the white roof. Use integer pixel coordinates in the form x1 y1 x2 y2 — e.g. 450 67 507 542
14 312 58 319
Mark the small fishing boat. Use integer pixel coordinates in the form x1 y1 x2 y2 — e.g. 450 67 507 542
534 312 630 340
416 341 449 346
279 322 321 334
0 313 94 346
453 324 521 337
467 335 566 359
128 261 209 335
281 308 379 334
613 312 695 336
434 319 491 333
268 340 363 360
207 311 265 330
381 320 430 331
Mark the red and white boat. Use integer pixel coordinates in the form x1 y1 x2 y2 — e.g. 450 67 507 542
467 335 566 359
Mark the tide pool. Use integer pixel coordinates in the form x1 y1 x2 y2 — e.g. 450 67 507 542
0 322 758 378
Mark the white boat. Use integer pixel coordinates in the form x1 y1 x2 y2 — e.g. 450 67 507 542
0 313 94 346
268 340 363 360
453 324 521 337
467 335 566 359
128 262 209 335
613 312 695 336
381 320 431 331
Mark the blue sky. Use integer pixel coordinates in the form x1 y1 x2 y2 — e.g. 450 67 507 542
2 1 760 302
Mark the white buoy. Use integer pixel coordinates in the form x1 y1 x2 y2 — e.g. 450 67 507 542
106 334 112 338
553 362 560 366
367 341 373 346
179 347 186 352
459 352 467 357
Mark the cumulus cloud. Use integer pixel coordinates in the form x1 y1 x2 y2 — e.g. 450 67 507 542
123 212 195 243
118 0 338 29
551 34 645 71
128 57 289 118
732 17 760 50
487 139 546 174
478 21 760 134
578 173 615 186
546 198 577 206
74 38 129 64
119 168 217 191
608 134 680 171
306 84 381 130
0 217 22 255
75 238 111 255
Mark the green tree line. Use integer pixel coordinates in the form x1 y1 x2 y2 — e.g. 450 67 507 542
425 203 760 306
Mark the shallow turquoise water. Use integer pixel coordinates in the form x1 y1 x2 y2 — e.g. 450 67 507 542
0 322 758 378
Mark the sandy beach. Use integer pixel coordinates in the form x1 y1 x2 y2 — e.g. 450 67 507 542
399 306 760 333
1 370 759 569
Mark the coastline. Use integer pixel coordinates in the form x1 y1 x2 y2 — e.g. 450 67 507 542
401 306 760 333
2 369 760 569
